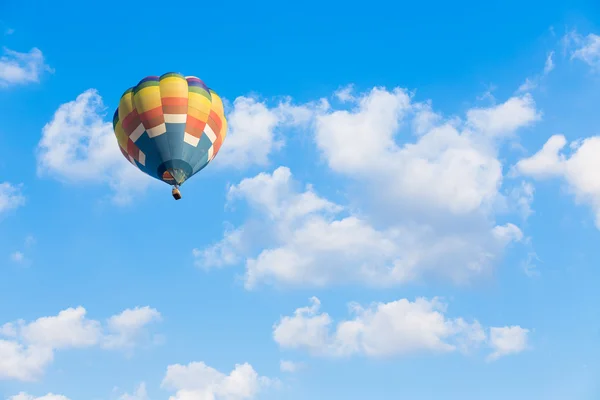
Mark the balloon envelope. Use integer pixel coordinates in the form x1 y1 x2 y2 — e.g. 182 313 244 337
112 72 227 187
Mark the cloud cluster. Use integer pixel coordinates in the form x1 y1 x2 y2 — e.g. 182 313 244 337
0 182 25 216
514 134 600 227
273 297 529 361
563 31 600 70
7 394 70 400
312 88 538 216
213 96 318 169
197 85 540 289
487 325 530 361
161 361 273 400
0 306 161 381
36 90 318 204
22 45 561 398
9 359 274 400
36 89 154 205
0 47 53 87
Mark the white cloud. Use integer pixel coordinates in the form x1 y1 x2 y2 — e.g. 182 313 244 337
279 360 303 373
273 297 484 357
491 222 523 243
199 166 523 289
0 182 25 215
36 90 321 203
517 78 537 93
313 88 537 187
0 323 17 337
214 96 318 169
193 225 245 269
0 340 53 381
196 86 538 288
514 134 600 227
36 89 154 205
103 307 161 349
118 383 148 400
161 361 273 400
465 94 540 138
6 393 70 400
487 326 530 361
19 307 102 349
0 306 161 381
412 100 444 134
311 87 537 216
314 87 411 176
274 297 528 361
334 84 355 102
0 47 53 87
567 32 600 69
514 134 567 177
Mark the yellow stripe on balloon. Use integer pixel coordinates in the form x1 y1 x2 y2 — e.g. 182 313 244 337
159 76 188 98
134 86 162 113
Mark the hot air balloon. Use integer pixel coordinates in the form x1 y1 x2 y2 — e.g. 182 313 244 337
112 72 227 200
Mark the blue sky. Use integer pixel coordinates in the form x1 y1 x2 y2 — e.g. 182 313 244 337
1 0 600 399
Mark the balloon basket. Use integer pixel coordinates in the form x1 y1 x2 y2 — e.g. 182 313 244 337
172 187 182 200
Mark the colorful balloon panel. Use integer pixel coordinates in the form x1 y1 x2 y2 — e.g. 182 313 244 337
112 72 227 187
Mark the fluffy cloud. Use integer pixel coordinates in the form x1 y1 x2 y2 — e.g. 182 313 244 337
37 85 539 216
36 89 154 205
36 90 317 204
103 307 162 349
514 134 600 227
487 326 530 362
274 297 528 361
0 323 17 337
197 166 524 289
19 307 102 349
313 88 538 214
214 96 317 169
0 182 25 215
0 47 53 87
197 86 540 287
0 306 161 381
465 94 540 138
7 360 271 400
161 361 273 400
7 394 70 400
334 84 355 102
0 341 53 381
564 31 600 70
